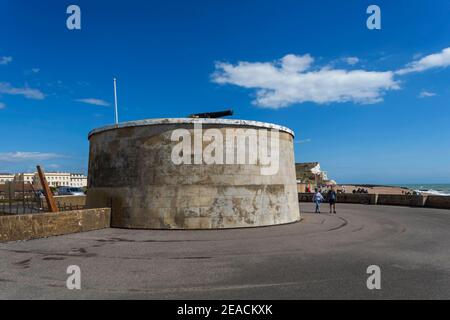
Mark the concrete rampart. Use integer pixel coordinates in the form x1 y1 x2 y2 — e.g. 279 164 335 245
298 193 376 204
298 193 314 202
42 195 86 210
336 193 376 204
298 192 450 210
425 195 450 209
0 208 110 242
54 195 86 206
376 194 427 207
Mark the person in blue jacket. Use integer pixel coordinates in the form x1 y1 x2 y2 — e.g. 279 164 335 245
328 187 337 214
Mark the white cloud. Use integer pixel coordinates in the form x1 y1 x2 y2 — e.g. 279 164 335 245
396 47 450 75
0 56 12 65
281 54 314 73
0 82 45 100
24 68 40 76
212 54 399 108
344 57 360 65
0 152 64 162
76 98 110 106
295 138 312 144
0 102 5 109
419 90 436 98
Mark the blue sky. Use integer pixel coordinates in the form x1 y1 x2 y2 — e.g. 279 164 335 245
1 0 449 184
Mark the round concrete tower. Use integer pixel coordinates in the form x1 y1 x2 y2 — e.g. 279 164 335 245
86 118 300 229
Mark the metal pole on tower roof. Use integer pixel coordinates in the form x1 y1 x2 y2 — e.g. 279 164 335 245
113 77 119 125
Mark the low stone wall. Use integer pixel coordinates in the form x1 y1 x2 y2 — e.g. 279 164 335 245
41 195 86 210
298 193 376 204
336 193 376 205
376 194 426 207
425 195 450 209
298 193 314 202
54 195 86 206
298 192 450 210
0 208 110 242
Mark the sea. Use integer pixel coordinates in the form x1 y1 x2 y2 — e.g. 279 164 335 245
400 184 450 196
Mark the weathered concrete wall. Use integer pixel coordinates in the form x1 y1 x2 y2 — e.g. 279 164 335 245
298 193 313 202
299 192 450 210
0 208 110 242
425 195 450 209
87 119 300 229
376 194 426 207
41 195 86 210
54 195 86 207
298 193 376 204
336 193 377 204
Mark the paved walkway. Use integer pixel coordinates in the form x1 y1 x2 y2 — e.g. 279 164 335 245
0 203 449 299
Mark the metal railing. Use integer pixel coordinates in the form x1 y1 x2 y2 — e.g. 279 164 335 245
0 182 88 215
0 181 43 215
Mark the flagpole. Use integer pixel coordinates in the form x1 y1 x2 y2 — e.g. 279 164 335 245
113 77 119 125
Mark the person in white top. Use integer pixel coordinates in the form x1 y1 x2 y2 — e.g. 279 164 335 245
313 188 324 214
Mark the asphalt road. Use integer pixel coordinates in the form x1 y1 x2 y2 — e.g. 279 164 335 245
0 203 449 299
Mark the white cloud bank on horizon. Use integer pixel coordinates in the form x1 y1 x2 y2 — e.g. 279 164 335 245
212 54 399 108
0 152 65 162
0 56 12 65
76 98 110 106
0 82 45 100
396 47 450 75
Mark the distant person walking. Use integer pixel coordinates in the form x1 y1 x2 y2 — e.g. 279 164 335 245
313 188 324 213
328 187 337 214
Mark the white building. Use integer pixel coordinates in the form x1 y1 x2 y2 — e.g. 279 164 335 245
14 172 88 188
70 173 88 188
43 172 71 187
14 173 37 185
0 173 14 184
